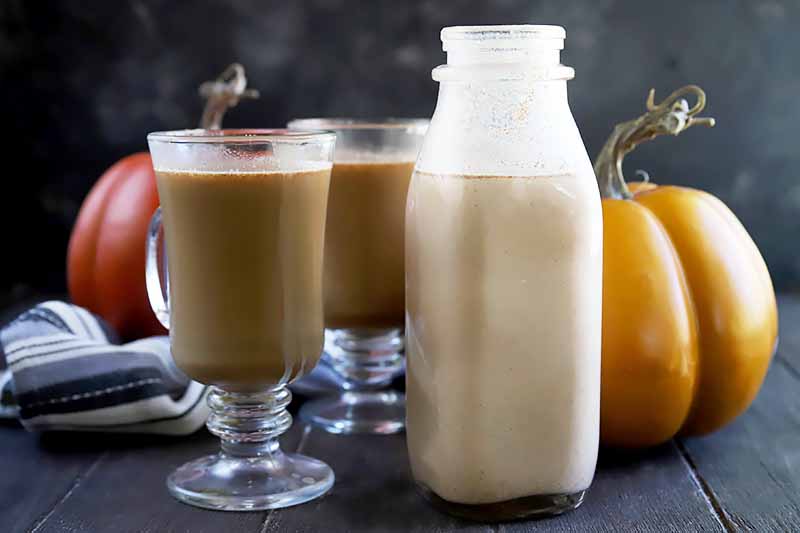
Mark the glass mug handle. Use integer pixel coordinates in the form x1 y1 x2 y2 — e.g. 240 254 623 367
145 207 170 329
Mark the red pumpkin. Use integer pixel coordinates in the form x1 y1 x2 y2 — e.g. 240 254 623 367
67 152 164 339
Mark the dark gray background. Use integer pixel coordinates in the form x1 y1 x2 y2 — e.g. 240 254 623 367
2 0 798 293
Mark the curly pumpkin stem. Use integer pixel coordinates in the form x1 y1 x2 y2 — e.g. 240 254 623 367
198 63 260 130
593 85 716 200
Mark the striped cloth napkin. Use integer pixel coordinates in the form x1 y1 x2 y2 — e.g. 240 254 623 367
0 301 347 434
0 301 209 435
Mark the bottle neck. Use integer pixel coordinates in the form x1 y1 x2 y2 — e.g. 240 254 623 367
436 78 569 109
445 46 561 67
418 78 576 177
436 26 573 82
432 62 574 83
418 26 584 178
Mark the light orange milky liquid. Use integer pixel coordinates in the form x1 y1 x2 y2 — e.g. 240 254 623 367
405 171 602 504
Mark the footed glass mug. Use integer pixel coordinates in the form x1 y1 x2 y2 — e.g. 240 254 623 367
145 129 336 511
287 118 428 434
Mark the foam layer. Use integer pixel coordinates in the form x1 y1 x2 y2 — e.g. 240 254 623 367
152 160 332 174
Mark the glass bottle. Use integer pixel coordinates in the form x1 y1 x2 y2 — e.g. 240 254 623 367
405 25 603 521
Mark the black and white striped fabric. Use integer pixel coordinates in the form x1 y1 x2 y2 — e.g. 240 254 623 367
0 301 349 434
0 301 210 435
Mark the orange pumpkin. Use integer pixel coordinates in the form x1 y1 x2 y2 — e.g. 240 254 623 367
595 87 778 447
67 153 163 339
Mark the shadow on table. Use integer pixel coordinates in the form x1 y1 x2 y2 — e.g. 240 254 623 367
35 427 213 455
597 441 678 468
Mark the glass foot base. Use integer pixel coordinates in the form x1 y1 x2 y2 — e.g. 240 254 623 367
167 449 334 511
417 484 586 522
299 390 405 435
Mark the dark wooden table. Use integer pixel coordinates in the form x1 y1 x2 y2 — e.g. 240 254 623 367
2 295 799 533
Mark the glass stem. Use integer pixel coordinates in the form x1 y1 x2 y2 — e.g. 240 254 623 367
206 386 292 458
324 328 405 389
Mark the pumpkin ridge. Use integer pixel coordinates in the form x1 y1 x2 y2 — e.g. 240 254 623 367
634 186 776 436
67 156 133 311
633 189 705 437
600 198 698 446
684 187 777 435
92 159 137 309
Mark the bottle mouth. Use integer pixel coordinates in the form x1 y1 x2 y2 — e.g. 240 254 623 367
436 25 573 81
441 25 566 50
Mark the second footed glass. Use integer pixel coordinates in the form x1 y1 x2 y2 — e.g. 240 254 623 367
287 118 428 435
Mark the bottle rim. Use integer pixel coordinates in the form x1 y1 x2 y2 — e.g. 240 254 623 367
436 24 572 81
442 25 565 40
441 25 566 50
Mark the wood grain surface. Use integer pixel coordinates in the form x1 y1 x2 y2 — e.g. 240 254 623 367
1 295 797 532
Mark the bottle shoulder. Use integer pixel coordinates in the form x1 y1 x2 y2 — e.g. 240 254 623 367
415 81 586 177
415 115 589 178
